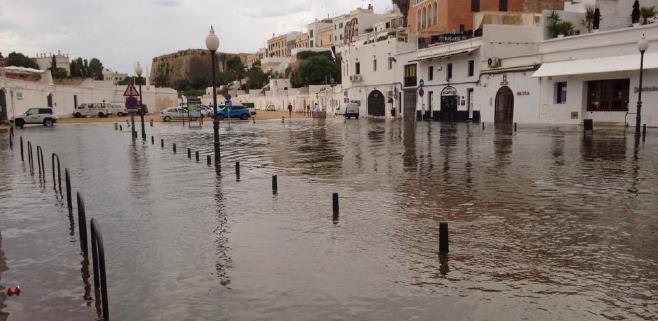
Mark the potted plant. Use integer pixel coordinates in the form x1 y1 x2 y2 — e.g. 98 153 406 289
548 11 562 37
593 8 602 31
584 6 595 32
556 21 574 37
640 6 656 25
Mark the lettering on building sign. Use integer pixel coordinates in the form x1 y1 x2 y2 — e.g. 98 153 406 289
517 91 530 96
635 86 658 93
500 74 509 86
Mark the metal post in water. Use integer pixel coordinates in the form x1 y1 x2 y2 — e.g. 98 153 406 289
173 143 176 153
90 219 109 321
187 148 191 159
65 169 72 212
151 136 154 145
195 151 200 162
20 136 24 161
482 122 485 130
235 161 240 180
119 125 123 131
643 124 647 142
76 192 88 257
439 222 449 254
36 146 43 179
207 155 211 165
27 141 33 175
272 175 278 194
161 139 164 148
514 123 517 132
52 153 62 194
332 193 339 222
8 127 13 149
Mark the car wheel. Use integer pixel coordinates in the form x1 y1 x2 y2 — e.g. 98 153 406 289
74 112 82 118
240 114 248 120
98 112 105 118
15 119 24 128
117 112 124 117
163 116 171 122
218 115 225 120
43 118 53 127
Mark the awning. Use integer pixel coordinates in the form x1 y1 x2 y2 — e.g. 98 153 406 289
533 52 658 77
411 48 478 63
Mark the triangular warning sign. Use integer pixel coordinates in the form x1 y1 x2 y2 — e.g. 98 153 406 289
123 83 140 97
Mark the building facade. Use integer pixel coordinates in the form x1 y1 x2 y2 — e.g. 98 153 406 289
33 51 71 75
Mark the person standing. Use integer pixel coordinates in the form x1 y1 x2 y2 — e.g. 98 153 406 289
288 102 292 118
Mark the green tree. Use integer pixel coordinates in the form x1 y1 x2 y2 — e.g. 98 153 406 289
88 58 104 80
245 66 269 89
5 52 39 69
52 68 68 79
290 51 340 87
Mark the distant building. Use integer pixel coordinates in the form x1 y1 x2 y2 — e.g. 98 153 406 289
102 68 128 84
33 51 70 75
308 19 333 48
295 33 310 49
341 5 386 45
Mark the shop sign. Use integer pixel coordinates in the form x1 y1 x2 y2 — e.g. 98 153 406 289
500 74 509 86
517 91 530 96
441 86 458 97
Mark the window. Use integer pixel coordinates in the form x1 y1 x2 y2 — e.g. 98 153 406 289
446 63 453 80
587 79 629 111
309 30 314 37
373 58 377 72
355 62 361 75
428 66 434 81
471 0 480 12
468 60 474 77
310 40 314 47
404 64 417 87
555 82 567 104
499 0 508 11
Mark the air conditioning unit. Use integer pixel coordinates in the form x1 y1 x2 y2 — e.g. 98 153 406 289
350 75 363 82
487 57 501 68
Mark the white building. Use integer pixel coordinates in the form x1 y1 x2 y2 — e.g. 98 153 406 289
102 68 129 84
0 66 178 121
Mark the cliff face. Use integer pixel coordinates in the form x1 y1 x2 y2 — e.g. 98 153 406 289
150 49 250 89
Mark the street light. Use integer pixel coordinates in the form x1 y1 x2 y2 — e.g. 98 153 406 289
135 62 146 140
635 34 649 137
206 26 220 164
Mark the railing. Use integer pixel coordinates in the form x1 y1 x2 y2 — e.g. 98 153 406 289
90 219 109 321
404 76 417 87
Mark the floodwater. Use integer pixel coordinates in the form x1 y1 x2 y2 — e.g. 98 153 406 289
0 118 656 321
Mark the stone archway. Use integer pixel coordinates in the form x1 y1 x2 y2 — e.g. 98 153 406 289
495 86 514 124
367 90 385 117
0 89 7 122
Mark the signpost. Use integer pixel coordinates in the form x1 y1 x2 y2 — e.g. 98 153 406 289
124 83 140 139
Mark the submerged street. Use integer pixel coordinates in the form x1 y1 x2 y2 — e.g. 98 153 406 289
0 119 657 320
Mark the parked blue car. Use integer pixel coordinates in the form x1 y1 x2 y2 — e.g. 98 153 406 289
214 106 251 120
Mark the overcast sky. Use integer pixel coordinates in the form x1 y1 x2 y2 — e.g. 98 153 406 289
1 0 393 74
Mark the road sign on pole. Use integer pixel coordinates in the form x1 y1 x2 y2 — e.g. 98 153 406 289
123 83 139 97
419 79 425 87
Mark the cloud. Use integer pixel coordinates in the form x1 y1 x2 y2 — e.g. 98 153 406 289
240 2 312 18
152 0 182 7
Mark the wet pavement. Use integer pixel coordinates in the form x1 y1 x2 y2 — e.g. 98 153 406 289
0 119 656 321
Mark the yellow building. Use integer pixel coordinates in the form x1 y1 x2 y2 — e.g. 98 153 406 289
267 34 288 57
317 25 334 48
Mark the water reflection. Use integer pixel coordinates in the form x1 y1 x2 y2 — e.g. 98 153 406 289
214 176 231 287
0 228 8 321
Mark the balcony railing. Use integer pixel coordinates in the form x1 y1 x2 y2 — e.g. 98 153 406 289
404 77 417 87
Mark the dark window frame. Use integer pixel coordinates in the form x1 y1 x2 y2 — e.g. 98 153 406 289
471 0 480 12
446 63 453 80
556 82 567 104
428 66 434 81
499 0 508 11
468 60 474 77
355 62 361 75
586 79 630 112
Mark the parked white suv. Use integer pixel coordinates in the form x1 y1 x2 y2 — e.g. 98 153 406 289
14 107 57 128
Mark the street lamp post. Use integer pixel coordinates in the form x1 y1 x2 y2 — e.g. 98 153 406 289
636 34 649 137
206 26 221 164
135 62 146 140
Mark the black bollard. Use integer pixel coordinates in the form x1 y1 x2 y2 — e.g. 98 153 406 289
20 136 24 161
332 193 339 222
77 192 88 257
119 124 123 131
482 122 485 130
272 175 278 194
173 143 176 153
207 155 211 165
65 169 72 212
439 222 449 254
195 151 199 162
514 123 517 132
643 124 647 142
150 119 153 127
187 148 191 159
161 139 164 148
235 161 240 179
151 136 154 145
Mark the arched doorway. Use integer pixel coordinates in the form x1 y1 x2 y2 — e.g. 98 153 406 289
0 89 7 122
367 90 385 116
440 86 458 122
495 86 514 124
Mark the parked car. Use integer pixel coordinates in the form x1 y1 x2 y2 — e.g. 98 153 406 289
108 103 129 116
215 106 250 120
265 104 276 111
160 107 193 122
243 102 256 115
14 107 57 128
199 105 212 117
344 103 360 119
73 103 112 118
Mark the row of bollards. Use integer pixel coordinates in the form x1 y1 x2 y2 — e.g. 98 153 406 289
13 137 110 320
